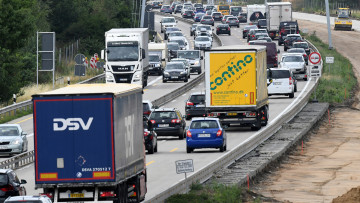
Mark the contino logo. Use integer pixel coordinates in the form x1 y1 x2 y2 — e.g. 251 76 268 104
53 117 94 131
210 55 253 90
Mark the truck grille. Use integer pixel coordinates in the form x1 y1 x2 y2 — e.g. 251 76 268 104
113 73 134 83
0 142 10 145
111 65 134 72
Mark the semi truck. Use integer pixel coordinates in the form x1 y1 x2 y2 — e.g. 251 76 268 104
204 45 269 130
266 2 292 39
32 84 147 202
102 28 149 88
247 4 266 25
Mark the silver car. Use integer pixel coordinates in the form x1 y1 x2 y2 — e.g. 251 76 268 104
194 36 212 50
0 124 28 155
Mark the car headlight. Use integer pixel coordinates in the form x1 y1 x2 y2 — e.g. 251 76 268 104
12 139 21 145
164 72 170 76
194 61 200 65
181 71 187 75
154 64 160 67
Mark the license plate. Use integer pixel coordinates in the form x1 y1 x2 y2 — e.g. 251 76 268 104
196 104 205 107
274 82 282 85
70 193 84 198
227 112 237 116
171 76 178 79
341 21 346 24
231 21 235 23
158 124 169 127
198 134 211 138
221 29 226 30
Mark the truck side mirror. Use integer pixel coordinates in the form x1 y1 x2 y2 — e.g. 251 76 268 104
200 56 204 60
101 50 105 60
142 49 146 59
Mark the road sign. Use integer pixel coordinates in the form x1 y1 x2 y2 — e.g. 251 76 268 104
309 65 322 78
326 56 334 64
74 54 86 65
175 159 194 174
75 65 86 76
309 52 321 64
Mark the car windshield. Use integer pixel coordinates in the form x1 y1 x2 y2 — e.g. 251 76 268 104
0 174 9 186
196 37 210 42
190 95 205 103
150 111 178 119
177 51 200 59
170 40 184 46
293 43 309 49
213 13 221 16
107 41 139 61
169 32 183 37
149 55 159 62
167 44 179 50
287 36 302 40
288 49 304 54
165 63 184 70
190 120 219 129
283 56 304 62
203 16 212 19
197 26 210 31
268 70 290 79
162 18 175 23
0 126 19 136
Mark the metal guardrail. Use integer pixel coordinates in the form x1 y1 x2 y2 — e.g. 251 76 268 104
0 151 35 170
0 73 105 121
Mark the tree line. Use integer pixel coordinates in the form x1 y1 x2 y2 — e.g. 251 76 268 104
0 0 139 103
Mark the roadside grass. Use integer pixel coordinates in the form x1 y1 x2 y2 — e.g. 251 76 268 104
305 33 357 104
0 108 33 124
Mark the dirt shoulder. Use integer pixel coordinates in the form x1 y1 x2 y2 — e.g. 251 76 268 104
250 20 360 203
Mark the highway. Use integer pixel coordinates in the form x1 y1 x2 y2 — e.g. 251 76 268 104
5 10 314 202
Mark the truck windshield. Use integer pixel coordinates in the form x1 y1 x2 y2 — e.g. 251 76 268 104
338 10 349 18
219 6 229 10
177 51 200 59
149 55 159 62
107 41 139 61
167 44 180 50
231 7 241 12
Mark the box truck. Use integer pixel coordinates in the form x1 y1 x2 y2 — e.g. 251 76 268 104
32 84 146 202
204 46 269 130
102 28 149 88
247 4 266 25
266 2 292 39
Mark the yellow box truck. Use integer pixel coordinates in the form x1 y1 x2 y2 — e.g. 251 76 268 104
204 45 269 130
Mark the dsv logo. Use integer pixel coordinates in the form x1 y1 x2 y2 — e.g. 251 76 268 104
53 118 94 131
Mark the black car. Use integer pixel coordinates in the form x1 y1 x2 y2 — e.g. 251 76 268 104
149 54 162 75
0 169 27 202
292 41 311 56
164 27 181 40
216 24 231 35
284 34 303 51
211 12 223 21
174 5 182 14
167 43 180 61
278 21 299 45
143 116 157 154
149 108 186 139
242 25 257 39
182 10 195 18
257 19 267 29
162 62 188 83
237 12 247 23
185 92 206 120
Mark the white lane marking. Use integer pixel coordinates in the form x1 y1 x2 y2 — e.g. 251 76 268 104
171 100 177 102
159 140 166 144
182 94 187 96
148 76 163 86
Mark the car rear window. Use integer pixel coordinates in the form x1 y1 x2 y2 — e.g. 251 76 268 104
150 111 178 119
213 13 221 16
268 70 290 79
293 43 309 49
189 95 205 103
288 49 304 54
283 56 303 62
0 174 9 186
143 103 150 112
258 20 266 26
190 120 219 129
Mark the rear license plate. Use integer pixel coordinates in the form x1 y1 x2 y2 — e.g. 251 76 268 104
221 29 226 30
274 82 282 85
70 193 84 198
171 76 178 79
231 21 235 23
158 124 169 127
227 112 237 116
196 104 205 107
198 134 211 138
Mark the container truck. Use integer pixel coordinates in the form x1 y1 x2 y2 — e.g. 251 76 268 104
204 45 269 130
32 84 147 202
247 4 266 25
266 2 292 39
102 28 149 88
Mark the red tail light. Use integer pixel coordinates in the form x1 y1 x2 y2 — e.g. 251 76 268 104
171 119 181 123
144 111 151 115
228 27 230 31
186 102 194 106
252 35 255 38
144 131 149 137
150 120 156 124
217 28 220 31
201 20 205 22
0 185 14 192
297 30 299 34
303 54 307 58
186 130 192 138
40 193 53 199
220 15 223 18
226 21 229 23
289 77 293 85
236 20 239 23
216 129 222 137
192 13 195 15
100 191 116 197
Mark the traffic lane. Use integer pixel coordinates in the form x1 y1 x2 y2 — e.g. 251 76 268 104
144 78 308 200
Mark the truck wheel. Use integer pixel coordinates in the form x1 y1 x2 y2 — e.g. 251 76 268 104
186 147 193 153
289 92 294 98
304 78 308 81
188 74 190 79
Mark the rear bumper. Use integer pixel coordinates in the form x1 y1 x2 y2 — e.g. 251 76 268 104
219 117 257 126
190 65 201 73
186 138 224 148
154 127 182 136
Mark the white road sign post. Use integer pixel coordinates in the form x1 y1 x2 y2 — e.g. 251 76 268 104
326 56 334 73
175 159 194 193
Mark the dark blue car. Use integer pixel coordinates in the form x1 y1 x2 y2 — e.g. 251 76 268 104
186 118 227 153
194 13 205 22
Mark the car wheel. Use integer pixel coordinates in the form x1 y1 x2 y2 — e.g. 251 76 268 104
237 25 239 28
162 79 167 83
304 78 308 81
242 35 245 39
219 144 225 152
284 46 287 52
185 115 191 120
278 41 281 46
190 32 193 36
294 84 297 92
161 30 163 33
224 144 227 151
154 141 158 152
186 147 193 153
184 78 188 82
289 91 295 98
229 32 231 36
148 143 154 154
179 132 184 140
198 70 202 74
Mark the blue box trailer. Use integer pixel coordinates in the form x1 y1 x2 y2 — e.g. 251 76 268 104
32 84 146 202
